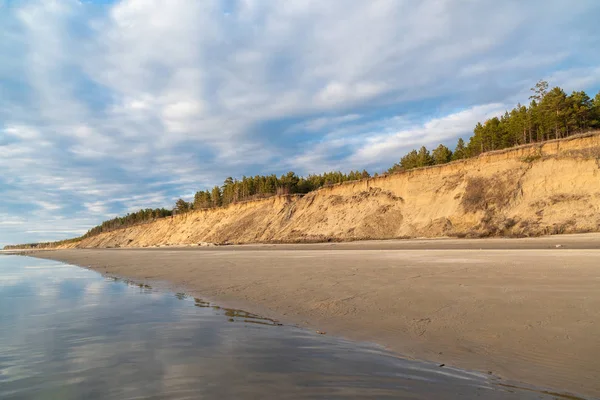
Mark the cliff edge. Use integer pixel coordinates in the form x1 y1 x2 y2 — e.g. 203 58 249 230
57 133 600 248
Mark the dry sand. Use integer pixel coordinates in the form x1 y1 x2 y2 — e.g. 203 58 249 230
31 235 600 398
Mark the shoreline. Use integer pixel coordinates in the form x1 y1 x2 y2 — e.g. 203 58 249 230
27 235 600 398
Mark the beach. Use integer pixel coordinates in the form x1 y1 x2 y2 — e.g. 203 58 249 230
30 234 600 397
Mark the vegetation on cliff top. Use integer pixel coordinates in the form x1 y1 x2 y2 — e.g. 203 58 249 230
388 81 600 172
5 81 600 249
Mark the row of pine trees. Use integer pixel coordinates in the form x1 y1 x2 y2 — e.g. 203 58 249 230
174 170 371 213
82 208 173 237
388 81 600 172
81 80 600 236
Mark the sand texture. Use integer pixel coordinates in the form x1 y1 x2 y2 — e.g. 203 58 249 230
31 235 600 398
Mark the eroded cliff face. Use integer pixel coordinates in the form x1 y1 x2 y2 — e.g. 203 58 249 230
62 133 600 248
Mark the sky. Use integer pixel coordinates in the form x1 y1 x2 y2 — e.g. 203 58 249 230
1 0 600 247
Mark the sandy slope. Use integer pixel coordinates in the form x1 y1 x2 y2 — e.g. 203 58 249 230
32 236 600 398
55 133 600 249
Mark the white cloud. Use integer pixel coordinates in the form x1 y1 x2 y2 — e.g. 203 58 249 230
315 81 387 108
3 125 41 140
301 115 362 132
349 104 506 166
33 201 62 212
84 201 109 214
459 53 571 78
0 216 26 226
547 67 600 95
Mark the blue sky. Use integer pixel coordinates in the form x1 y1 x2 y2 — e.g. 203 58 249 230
1 0 600 247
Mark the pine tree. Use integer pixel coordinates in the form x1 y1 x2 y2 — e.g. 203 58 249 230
529 79 549 103
593 92 600 128
432 144 453 165
400 149 419 170
175 199 190 213
416 146 434 167
542 87 568 139
211 186 222 207
452 138 466 160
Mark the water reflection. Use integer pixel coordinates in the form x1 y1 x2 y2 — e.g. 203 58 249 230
0 255 581 399
109 276 282 326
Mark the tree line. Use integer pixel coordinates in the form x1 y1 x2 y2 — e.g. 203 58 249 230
174 170 371 213
5 171 373 249
82 208 173 237
388 80 600 172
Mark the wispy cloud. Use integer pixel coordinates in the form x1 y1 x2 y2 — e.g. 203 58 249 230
348 104 508 168
1 0 600 245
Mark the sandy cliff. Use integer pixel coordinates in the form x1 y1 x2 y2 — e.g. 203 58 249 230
63 133 600 248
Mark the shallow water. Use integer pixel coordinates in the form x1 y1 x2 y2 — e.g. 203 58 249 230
0 255 577 399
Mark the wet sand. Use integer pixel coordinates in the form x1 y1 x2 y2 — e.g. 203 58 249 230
30 234 600 398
